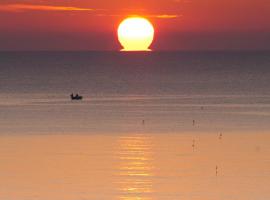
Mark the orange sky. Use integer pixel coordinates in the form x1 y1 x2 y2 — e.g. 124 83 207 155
0 0 269 50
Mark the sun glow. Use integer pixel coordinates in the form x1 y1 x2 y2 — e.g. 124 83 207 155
117 17 155 51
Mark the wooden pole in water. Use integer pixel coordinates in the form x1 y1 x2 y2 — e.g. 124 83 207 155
219 133 223 140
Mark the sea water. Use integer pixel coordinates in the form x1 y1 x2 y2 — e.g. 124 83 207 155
0 51 270 200
0 51 270 134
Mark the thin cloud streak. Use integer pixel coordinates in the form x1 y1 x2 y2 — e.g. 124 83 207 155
0 4 93 12
151 14 182 19
97 14 182 19
0 3 181 20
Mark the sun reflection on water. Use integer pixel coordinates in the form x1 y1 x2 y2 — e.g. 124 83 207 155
115 134 154 200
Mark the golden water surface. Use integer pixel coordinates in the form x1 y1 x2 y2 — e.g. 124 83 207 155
0 132 269 200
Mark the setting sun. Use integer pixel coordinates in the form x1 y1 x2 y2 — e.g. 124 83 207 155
117 17 155 51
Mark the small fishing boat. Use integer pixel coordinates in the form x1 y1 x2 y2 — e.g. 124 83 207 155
70 93 83 100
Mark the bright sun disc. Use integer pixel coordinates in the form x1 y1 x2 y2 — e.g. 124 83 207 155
118 17 155 51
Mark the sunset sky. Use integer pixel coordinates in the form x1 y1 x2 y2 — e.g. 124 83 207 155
0 0 269 50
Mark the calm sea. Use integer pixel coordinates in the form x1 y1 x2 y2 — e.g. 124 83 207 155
0 51 270 200
0 51 270 134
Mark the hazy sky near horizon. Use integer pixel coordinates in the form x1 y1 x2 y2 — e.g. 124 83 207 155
0 0 269 50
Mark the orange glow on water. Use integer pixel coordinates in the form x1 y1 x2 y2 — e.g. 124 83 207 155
115 135 154 199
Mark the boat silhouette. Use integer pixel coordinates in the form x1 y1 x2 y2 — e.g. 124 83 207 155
70 93 83 100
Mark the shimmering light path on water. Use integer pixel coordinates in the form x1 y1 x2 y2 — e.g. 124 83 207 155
0 133 269 200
